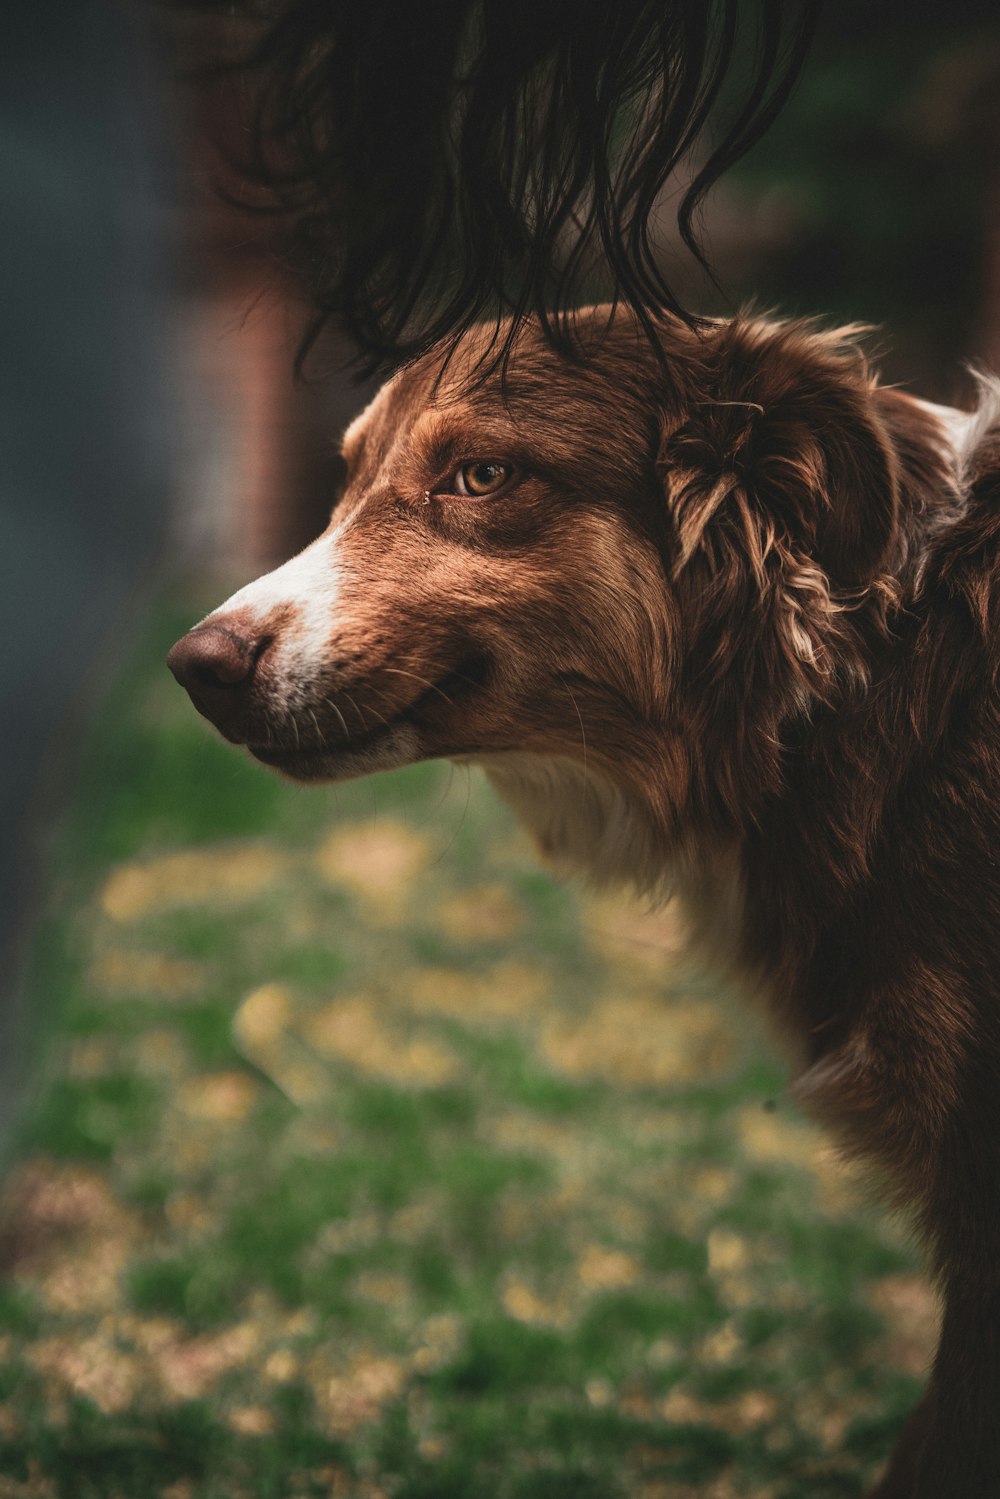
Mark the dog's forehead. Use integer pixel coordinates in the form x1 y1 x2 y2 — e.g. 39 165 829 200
341 356 518 478
342 363 437 472
339 315 654 486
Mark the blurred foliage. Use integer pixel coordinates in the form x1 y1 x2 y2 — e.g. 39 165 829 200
708 2 1000 395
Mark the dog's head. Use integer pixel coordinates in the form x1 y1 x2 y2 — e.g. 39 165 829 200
169 308 901 882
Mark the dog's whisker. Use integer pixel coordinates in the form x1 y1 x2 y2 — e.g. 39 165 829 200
320 696 352 741
565 684 589 780
432 760 473 868
307 707 329 751
341 689 381 732
380 665 456 709
357 685 397 729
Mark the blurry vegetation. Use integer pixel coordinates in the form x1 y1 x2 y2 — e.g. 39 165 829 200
704 1 1000 395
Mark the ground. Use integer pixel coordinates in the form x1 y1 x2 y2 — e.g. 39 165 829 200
0 596 935 1498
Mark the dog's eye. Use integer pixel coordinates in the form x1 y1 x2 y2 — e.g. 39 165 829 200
452 461 512 497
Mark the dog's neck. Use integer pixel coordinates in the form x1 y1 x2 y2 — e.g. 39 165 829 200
480 752 682 901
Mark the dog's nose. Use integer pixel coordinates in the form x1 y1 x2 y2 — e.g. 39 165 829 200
167 623 262 739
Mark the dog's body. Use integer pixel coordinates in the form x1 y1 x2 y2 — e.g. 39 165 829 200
169 308 1000 1496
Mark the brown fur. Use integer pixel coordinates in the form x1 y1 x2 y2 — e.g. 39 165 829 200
168 307 1000 1496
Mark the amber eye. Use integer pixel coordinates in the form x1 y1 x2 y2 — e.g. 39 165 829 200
452 461 512 497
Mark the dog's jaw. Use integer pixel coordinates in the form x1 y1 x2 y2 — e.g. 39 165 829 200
246 720 423 784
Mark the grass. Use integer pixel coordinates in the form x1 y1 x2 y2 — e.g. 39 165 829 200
0 590 932 1498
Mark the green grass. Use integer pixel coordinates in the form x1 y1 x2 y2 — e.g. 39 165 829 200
0 591 928 1497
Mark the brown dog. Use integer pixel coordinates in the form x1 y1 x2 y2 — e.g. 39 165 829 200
169 307 1000 1496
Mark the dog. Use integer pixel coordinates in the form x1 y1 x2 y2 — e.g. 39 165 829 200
168 306 1000 1497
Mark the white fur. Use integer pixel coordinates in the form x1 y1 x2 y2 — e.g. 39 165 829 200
909 382 1000 593
915 397 978 460
208 528 346 711
477 752 672 898
956 373 1000 476
477 752 763 1016
916 377 1000 481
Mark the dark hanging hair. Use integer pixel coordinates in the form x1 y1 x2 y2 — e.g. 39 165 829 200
185 0 818 372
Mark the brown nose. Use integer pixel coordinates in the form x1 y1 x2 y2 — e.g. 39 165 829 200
167 623 262 739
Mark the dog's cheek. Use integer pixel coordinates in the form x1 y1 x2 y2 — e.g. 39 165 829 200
542 514 676 715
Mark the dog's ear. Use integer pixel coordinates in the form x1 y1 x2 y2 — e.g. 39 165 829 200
660 318 900 588
657 318 900 695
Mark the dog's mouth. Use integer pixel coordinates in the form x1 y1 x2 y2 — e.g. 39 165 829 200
245 653 493 778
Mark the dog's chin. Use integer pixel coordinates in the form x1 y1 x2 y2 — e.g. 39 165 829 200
244 655 500 783
245 721 422 784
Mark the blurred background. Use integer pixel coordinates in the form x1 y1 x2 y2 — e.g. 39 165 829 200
1 3 999 1496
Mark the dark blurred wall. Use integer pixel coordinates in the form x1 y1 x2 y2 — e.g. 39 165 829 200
0 0 175 1138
